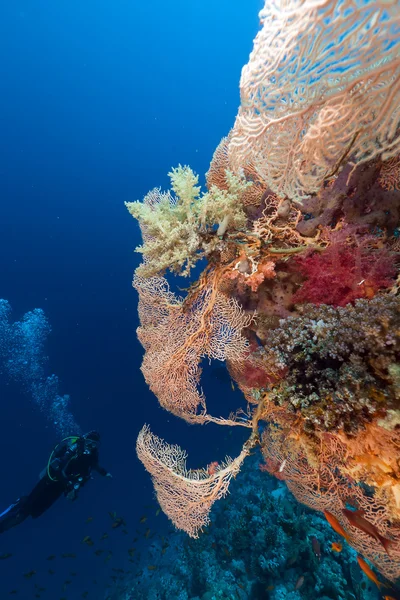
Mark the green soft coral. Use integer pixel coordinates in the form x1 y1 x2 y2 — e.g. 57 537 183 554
200 171 249 236
126 165 250 277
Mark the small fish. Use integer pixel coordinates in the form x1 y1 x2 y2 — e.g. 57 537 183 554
82 593 89 599
323 510 350 541
207 461 219 476
46 555 56 561
266 585 274 592
48 570 55 575
100 533 109 540
82 536 94 546
70 571 77 576
383 596 397 600
0 553 12 560
223 546 230 558
147 565 157 571
155 509 161 517
139 516 147 524
343 509 393 556
311 536 321 559
9 592 17 596
295 575 305 590
108 511 117 520
62 553 76 559
144 528 151 539
331 542 342 552
357 555 383 589
24 571 36 579
128 548 135 557
112 517 126 529
94 550 104 556
85 517 93 523
122 529 128 535
278 459 287 473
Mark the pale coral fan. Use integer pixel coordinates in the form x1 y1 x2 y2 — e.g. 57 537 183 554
206 131 266 207
136 425 251 538
132 272 258 538
205 133 231 191
378 154 400 191
229 0 400 203
133 273 253 423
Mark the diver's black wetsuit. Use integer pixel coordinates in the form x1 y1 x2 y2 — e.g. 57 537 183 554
0 432 110 533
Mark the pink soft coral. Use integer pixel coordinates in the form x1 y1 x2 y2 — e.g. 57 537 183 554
293 237 396 307
226 257 276 293
245 260 276 292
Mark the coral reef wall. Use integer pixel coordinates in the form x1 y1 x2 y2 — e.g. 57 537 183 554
127 0 400 588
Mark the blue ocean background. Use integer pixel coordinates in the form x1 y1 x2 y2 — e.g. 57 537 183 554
0 1 262 598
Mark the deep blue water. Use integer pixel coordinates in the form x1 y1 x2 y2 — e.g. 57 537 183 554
0 2 262 598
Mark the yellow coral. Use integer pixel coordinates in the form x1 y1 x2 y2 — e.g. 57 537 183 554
377 409 400 431
126 165 249 277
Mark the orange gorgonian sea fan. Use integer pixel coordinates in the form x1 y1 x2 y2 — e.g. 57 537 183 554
133 273 253 425
136 424 253 538
260 413 400 582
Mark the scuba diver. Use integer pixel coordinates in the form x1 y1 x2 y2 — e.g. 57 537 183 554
0 431 111 534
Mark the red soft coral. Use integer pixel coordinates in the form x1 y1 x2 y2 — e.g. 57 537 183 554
292 238 396 307
228 338 285 390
